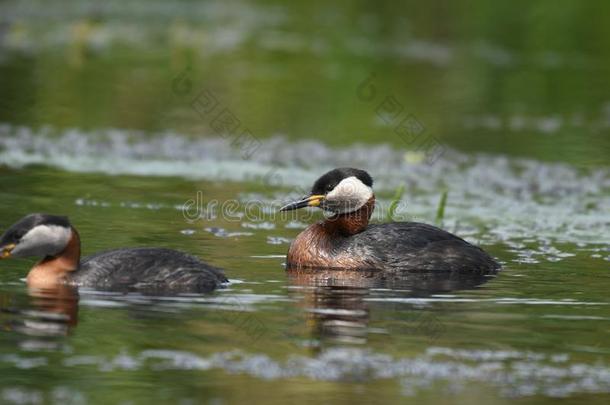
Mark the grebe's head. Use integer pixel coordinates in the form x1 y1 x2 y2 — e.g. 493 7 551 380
280 167 373 214
0 214 72 260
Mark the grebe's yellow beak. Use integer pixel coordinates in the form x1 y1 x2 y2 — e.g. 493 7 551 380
0 243 15 259
279 195 325 211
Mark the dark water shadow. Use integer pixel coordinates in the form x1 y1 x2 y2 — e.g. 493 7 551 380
286 268 495 349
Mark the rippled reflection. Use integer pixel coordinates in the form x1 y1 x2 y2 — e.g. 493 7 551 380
0 285 79 352
287 269 494 348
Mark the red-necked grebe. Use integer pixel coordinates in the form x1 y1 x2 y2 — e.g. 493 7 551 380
0 214 227 292
280 168 499 273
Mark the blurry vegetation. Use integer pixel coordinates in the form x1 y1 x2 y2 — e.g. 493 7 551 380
0 0 609 167
386 184 405 222
435 189 448 226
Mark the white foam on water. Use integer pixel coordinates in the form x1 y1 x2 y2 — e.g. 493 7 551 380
1 346 607 398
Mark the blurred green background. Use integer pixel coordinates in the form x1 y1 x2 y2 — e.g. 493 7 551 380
1 0 609 166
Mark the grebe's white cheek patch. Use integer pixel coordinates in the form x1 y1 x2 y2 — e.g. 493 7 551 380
325 176 373 214
11 225 71 258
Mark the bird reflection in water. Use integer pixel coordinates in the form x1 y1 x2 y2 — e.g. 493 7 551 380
287 268 495 349
0 285 79 347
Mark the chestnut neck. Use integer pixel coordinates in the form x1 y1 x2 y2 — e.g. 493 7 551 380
27 228 81 288
323 196 375 236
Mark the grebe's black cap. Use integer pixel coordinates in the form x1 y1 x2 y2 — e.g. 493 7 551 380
311 168 373 195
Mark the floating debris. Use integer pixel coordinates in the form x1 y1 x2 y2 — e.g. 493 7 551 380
266 236 291 245
241 222 275 230
204 227 253 238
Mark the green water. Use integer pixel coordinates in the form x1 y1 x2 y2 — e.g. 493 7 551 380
1 1 610 404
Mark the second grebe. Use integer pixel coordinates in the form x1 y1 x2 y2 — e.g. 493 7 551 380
0 214 227 292
280 168 499 273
